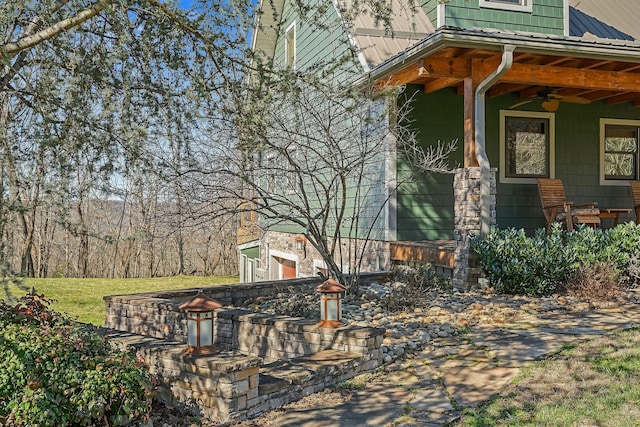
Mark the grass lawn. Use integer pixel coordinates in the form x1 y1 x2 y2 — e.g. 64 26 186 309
459 328 640 426
1 275 238 326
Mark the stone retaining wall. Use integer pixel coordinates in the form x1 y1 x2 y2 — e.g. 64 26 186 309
103 273 388 344
104 275 387 422
216 309 384 362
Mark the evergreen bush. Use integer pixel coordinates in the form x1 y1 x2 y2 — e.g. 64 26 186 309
0 291 155 426
471 223 640 296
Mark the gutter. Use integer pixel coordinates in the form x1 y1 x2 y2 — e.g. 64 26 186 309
475 45 515 236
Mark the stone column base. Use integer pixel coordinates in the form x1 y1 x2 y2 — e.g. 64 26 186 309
452 167 496 291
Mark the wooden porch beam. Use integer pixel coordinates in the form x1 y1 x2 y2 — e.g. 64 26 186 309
379 55 640 94
418 57 470 79
375 62 423 87
463 58 495 168
491 62 640 92
463 76 477 168
606 92 640 105
423 77 461 93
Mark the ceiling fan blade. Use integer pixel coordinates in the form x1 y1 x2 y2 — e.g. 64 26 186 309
560 95 591 104
541 99 560 112
547 93 591 104
510 99 536 109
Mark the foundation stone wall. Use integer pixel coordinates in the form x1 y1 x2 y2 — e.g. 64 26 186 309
263 231 391 277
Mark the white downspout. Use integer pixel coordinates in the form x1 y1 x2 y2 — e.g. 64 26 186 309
475 45 515 235
437 1 448 28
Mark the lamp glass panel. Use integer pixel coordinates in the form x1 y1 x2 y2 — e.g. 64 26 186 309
187 318 197 346
200 315 213 347
327 295 338 320
320 295 326 319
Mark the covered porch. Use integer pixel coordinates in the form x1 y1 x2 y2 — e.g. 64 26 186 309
361 27 640 288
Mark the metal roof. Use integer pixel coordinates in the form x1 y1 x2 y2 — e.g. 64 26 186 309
350 0 434 68
569 0 639 41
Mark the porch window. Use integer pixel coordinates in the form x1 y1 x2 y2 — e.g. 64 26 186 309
600 119 640 185
500 110 555 184
479 0 532 13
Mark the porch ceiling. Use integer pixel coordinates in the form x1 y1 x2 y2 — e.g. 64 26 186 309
376 42 640 106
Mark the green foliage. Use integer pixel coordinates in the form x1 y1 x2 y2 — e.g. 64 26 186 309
0 291 155 426
471 223 640 296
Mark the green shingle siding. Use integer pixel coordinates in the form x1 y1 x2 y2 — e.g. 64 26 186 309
274 0 360 80
441 0 564 36
400 87 640 238
396 86 463 241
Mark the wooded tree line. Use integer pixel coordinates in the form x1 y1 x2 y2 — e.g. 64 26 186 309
0 0 248 278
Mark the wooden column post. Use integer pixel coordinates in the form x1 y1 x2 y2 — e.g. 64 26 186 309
463 59 488 168
463 76 478 167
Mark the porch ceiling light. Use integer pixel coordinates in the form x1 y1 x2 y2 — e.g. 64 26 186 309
316 278 347 328
179 290 221 356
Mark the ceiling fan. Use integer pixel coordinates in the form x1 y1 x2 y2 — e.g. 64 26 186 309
510 89 591 112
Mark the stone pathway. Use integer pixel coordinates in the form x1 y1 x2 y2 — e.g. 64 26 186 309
236 289 640 427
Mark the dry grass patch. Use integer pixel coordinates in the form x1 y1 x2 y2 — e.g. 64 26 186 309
460 328 640 426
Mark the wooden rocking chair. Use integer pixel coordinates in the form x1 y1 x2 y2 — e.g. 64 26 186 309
536 178 600 232
631 181 640 224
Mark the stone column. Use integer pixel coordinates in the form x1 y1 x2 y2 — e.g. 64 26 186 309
452 167 496 291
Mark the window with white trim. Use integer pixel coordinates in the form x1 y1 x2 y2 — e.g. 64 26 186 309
499 110 555 184
286 147 299 193
600 118 640 185
265 153 276 193
284 22 296 68
479 0 532 13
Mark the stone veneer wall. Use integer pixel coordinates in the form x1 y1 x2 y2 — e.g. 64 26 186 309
108 334 261 422
263 231 391 277
109 330 382 422
452 167 496 291
215 309 384 362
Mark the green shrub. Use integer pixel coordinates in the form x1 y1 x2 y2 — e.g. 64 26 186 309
471 223 640 296
0 291 155 426
470 225 570 295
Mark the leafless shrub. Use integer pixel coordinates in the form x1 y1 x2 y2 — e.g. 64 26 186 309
561 262 623 301
381 264 451 312
621 254 640 289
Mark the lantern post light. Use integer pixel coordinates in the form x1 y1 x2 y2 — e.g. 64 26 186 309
178 290 222 355
316 278 347 328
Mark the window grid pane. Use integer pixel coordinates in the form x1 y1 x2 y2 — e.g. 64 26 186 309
604 125 638 180
505 117 549 178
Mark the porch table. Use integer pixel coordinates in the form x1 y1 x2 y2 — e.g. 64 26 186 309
599 208 632 227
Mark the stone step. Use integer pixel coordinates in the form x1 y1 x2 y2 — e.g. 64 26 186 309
258 350 360 396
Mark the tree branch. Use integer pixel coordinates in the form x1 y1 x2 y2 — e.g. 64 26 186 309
1 0 112 58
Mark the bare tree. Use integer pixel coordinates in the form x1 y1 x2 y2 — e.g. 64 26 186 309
178 76 456 293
